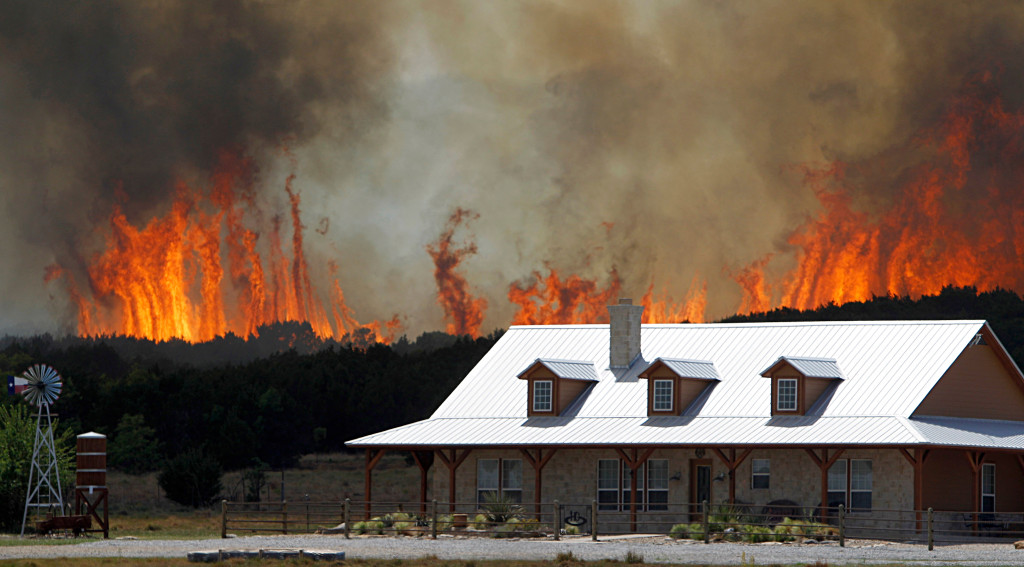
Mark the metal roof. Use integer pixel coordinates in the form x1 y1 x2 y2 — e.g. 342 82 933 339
347 320 1024 450
518 359 598 382
644 358 719 381
759 356 844 379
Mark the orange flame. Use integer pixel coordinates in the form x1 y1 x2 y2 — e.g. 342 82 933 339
508 268 623 325
427 208 488 336
641 275 707 323
737 70 1024 312
46 151 399 344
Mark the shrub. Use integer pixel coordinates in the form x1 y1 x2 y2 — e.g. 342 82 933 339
669 523 689 539
564 524 580 535
624 549 644 564
365 520 385 534
471 513 490 530
744 525 774 543
480 492 525 524
109 413 163 474
157 448 223 508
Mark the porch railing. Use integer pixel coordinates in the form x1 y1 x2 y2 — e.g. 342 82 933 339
221 498 1024 549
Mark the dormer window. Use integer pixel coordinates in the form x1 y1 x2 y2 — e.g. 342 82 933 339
517 359 597 417
777 378 798 411
533 380 553 412
760 356 843 416
653 380 674 412
638 358 719 416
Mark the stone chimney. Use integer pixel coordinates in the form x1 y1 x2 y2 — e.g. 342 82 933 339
609 298 644 368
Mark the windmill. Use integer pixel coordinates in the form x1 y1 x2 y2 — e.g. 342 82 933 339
12 364 65 536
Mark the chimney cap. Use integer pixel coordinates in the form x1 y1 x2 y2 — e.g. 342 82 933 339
617 298 633 305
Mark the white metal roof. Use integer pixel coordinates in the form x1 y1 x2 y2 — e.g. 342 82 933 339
760 356 844 380
518 359 598 382
646 358 719 381
347 320 1024 449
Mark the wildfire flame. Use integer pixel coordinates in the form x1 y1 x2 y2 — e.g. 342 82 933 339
508 268 623 325
737 70 1024 312
46 152 399 345
426 208 488 336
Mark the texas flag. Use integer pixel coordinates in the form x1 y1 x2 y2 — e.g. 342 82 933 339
7 375 28 396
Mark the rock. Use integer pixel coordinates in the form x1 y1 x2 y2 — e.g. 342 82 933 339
1014 540 1024 549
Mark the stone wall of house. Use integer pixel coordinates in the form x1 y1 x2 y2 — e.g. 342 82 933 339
426 446 914 534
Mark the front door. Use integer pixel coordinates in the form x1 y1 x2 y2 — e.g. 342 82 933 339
690 459 712 521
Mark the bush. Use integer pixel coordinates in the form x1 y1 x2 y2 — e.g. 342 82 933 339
157 448 223 507
624 550 644 564
352 521 367 534
744 525 774 543
480 492 524 524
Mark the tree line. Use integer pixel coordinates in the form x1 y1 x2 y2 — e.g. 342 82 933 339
2 285 1024 511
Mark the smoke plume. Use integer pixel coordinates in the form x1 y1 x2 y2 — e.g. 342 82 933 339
3 1 1024 337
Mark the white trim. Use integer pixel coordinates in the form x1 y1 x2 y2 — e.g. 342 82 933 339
777 378 798 411
533 380 553 412
653 380 674 412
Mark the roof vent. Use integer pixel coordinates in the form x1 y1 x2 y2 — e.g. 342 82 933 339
609 298 643 368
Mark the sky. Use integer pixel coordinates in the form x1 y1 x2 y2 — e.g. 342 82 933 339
2 0 1024 339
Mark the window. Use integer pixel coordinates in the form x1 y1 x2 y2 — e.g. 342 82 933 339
597 459 670 511
533 380 552 412
827 459 872 511
777 378 797 411
653 380 673 412
751 459 770 489
982 463 995 513
597 459 619 511
647 460 669 510
477 458 522 506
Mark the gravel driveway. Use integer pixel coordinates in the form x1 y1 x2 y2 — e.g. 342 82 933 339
0 534 1022 565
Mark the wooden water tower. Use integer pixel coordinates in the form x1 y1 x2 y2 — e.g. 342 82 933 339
75 432 109 538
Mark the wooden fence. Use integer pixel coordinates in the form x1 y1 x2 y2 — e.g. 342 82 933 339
221 499 1024 549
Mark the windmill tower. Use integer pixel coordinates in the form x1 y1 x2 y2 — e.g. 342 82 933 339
13 364 65 536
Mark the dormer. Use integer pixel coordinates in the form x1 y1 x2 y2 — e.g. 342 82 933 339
638 358 719 416
759 356 843 416
517 359 598 417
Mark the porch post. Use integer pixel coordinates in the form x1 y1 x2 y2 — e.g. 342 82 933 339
964 450 985 534
411 451 435 515
616 447 655 533
436 448 472 513
805 447 844 521
899 448 929 532
711 447 753 504
520 448 558 518
364 449 387 518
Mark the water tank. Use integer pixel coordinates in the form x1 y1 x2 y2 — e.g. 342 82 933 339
76 432 106 490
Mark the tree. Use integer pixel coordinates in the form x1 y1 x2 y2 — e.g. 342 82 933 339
0 402 74 532
109 413 163 475
158 448 223 508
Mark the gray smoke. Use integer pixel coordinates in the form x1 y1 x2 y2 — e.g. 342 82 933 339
1 0 1023 336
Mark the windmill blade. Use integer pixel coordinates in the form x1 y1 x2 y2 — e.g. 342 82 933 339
20 364 63 407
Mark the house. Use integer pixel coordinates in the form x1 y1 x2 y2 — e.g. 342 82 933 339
347 299 1024 532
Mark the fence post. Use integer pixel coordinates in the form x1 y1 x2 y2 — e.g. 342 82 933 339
221 500 228 539
838 504 845 547
282 501 288 535
591 500 598 541
553 500 560 541
431 499 438 540
344 499 351 539
927 507 934 551
702 500 710 544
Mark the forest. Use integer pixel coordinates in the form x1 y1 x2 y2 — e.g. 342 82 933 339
3 285 1024 479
